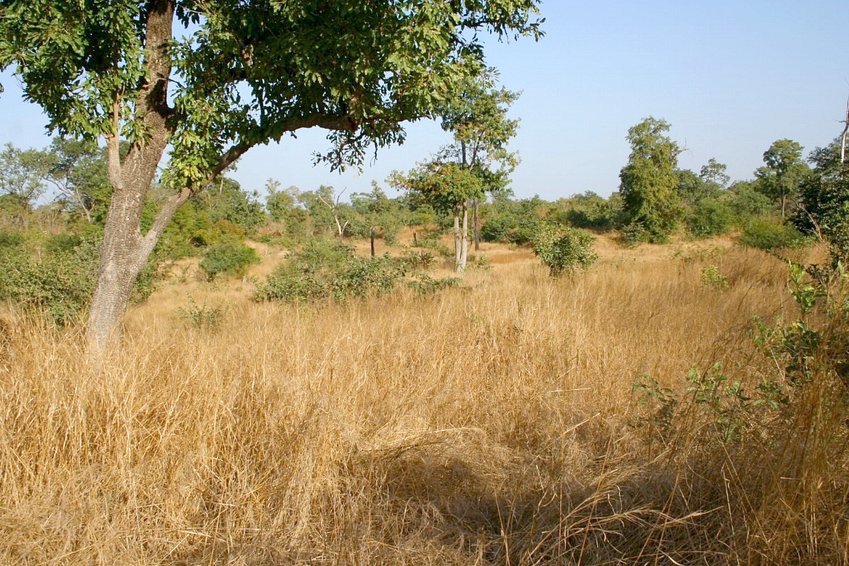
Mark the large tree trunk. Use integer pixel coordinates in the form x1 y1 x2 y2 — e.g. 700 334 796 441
86 0 175 354
87 189 155 350
87 183 189 352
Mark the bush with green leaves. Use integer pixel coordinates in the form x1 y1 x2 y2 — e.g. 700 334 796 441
740 217 807 250
686 197 735 238
255 239 409 303
635 261 849 445
199 241 260 280
178 297 226 331
532 225 597 277
0 234 99 325
406 274 461 295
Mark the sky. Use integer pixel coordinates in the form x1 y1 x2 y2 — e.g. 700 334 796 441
1 0 848 201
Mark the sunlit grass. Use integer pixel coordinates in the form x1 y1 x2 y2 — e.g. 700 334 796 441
1 238 846 564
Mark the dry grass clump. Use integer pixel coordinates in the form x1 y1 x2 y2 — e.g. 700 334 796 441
1 243 847 564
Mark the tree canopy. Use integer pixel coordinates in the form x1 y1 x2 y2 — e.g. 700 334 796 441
0 0 543 349
618 117 683 242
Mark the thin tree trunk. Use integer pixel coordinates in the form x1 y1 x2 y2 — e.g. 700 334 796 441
460 206 469 271
370 226 376 257
453 205 462 272
473 199 480 251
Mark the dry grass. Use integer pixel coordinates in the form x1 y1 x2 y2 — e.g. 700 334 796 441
2 239 848 564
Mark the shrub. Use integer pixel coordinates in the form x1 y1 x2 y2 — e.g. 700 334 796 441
0 236 99 325
686 198 734 238
740 218 806 250
255 239 413 304
480 215 511 242
406 274 461 295
178 297 226 331
532 225 597 277
199 241 260 280
701 265 729 290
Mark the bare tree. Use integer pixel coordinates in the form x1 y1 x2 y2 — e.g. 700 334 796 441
316 187 350 239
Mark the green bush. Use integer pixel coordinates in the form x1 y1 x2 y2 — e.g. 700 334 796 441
0 230 25 249
178 296 226 331
532 225 597 277
480 215 511 242
406 274 461 295
740 218 807 250
686 198 734 238
199 241 260 280
0 236 99 325
255 239 428 304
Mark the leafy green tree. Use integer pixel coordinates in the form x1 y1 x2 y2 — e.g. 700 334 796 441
550 191 620 231
700 158 730 189
298 185 353 239
619 117 683 243
727 180 772 220
755 139 809 219
393 66 519 271
265 181 309 241
0 0 542 350
43 138 111 223
200 177 265 233
0 143 50 204
438 66 520 254
392 161 483 272
795 141 849 265
532 225 597 277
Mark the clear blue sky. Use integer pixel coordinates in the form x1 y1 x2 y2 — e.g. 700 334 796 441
1 0 847 200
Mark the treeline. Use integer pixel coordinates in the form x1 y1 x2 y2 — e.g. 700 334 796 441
1 118 847 321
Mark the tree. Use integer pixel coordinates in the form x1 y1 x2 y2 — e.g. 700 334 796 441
43 138 111 223
700 158 730 190
795 140 849 265
0 143 50 203
392 161 483 272
619 117 683 243
0 1 542 350
439 66 519 254
531 225 596 277
755 139 808 219
392 66 519 272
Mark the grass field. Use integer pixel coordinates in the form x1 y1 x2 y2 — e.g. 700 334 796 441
1 235 847 564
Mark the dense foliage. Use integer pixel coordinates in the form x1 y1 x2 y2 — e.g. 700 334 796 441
531 225 597 277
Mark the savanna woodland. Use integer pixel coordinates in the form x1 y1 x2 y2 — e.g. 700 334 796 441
1 1 849 564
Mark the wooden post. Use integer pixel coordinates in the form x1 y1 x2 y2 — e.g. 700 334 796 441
370 226 376 257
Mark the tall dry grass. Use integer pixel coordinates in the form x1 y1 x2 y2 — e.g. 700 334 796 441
1 243 848 564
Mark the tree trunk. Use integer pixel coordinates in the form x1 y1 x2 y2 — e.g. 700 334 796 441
453 205 463 273
460 206 469 271
473 198 480 251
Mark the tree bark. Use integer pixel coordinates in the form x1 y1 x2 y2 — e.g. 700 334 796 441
87 0 175 354
453 204 463 273
473 198 480 251
460 206 469 271
453 202 470 273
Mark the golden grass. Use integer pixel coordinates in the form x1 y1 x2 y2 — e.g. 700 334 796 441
1 240 848 564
